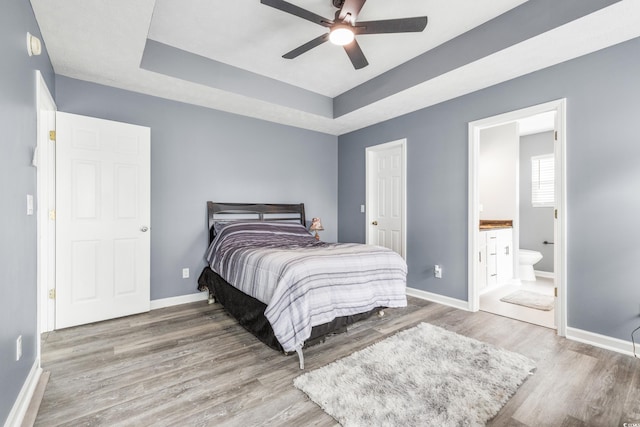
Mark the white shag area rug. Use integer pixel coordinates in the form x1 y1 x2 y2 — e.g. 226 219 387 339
294 322 536 427
500 290 555 311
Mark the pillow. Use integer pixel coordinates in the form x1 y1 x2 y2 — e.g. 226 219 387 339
216 221 311 238
209 220 238 243
213 221 232 235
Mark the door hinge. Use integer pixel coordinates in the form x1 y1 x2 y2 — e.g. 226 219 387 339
48 289 56 300
49 209 56 220
49 130 56 141
554 209 558 219
554 287 558 298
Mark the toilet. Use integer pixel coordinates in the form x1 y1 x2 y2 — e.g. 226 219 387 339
519 249 543 281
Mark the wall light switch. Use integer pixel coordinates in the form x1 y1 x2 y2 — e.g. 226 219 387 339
26 194 34 215
360 205 365 213
182 268 189 279
434 265 443 279
16 335 22 361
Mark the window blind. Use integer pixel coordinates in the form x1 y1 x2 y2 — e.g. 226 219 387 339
531 154 554 207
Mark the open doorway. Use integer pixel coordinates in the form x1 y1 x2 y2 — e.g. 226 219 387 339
478 116 555 328
468 100 567 336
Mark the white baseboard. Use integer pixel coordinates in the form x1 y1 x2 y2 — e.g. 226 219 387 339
566 326 635 357
150 292 208 310
534 270 555 279
406 287 470 311
4 360 41 427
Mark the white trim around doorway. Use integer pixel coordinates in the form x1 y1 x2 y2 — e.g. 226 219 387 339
468 99 567 337
35 71 57 338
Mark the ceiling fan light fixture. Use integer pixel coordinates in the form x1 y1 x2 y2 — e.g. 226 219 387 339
261 0 428 69
329 26 354 46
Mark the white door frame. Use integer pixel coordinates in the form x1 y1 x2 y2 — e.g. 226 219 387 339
35 71 57 349
365 138 407 258
468 99 567 336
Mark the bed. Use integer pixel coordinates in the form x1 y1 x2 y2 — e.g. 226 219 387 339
197 202 407 368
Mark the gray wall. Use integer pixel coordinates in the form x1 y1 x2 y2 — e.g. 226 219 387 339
520 131 555 273
479 123 518 221
55 76 338 301
338 36 640 342
0 1 55 423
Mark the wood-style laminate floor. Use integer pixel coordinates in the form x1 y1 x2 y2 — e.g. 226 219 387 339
36 297 640 426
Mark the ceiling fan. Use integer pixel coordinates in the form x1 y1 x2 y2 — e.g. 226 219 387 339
260 0 428 69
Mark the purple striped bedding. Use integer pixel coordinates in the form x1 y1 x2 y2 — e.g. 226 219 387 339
205 221 407 352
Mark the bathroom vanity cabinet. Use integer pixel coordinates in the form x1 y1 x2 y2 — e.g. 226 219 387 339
478 228 513 291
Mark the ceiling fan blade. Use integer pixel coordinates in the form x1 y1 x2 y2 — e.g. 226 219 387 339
338 0 366 22
261 0 332 27
343 39 369 69
354 16 428 34
283 33 330 59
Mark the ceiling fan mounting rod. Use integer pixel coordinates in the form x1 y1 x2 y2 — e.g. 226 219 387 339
332 0 345 9
335 10 354 24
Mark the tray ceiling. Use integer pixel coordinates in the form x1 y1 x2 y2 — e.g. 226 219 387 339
30 0 640 135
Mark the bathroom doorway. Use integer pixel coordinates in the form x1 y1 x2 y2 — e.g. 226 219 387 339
468 100 567 335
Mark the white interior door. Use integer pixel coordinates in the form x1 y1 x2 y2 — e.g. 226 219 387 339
366 139 406 258
55 112 150 329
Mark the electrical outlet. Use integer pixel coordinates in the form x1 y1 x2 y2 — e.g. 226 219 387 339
182 268 189 279
434 265 442 279
16 335 22 361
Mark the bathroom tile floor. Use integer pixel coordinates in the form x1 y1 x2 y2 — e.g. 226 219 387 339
480 276 555 329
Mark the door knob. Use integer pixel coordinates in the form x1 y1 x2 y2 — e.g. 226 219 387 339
371 221 378 226
140 226 149 232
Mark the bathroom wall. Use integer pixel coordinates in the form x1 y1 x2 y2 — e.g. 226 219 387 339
479 123 519 220
519 131 555 273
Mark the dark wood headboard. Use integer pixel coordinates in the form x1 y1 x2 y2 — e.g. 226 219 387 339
207 202 306 244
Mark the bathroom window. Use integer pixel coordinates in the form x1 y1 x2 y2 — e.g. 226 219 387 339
531 154 554 207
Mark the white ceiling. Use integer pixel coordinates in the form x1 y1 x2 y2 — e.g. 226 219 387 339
30 0 640 135
147 0 526 97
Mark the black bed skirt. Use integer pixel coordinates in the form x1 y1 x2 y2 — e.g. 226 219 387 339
197 266 378 353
